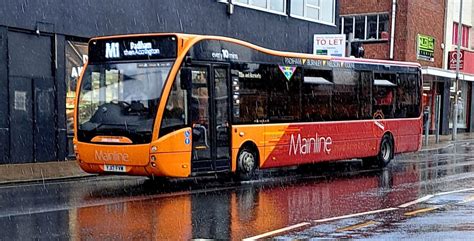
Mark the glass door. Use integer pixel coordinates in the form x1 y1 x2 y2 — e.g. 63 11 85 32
189 65 230 173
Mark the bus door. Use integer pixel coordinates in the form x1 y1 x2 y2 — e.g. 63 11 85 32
188 65 231 174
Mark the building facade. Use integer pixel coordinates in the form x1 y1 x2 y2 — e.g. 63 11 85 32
0 0 339 164
340 0 474 135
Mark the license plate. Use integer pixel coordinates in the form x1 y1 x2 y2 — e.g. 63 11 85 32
104 165 127 173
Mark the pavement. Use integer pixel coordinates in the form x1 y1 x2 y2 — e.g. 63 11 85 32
0 133 473 185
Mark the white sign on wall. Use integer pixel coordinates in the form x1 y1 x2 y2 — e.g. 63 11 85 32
313 34 346 57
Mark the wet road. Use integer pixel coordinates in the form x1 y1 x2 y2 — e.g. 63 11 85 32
0 140 473 240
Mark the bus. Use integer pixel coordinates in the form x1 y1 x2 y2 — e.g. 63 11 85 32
74 33 422 180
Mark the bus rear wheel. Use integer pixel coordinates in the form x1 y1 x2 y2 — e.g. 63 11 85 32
377 135 393 167
363 135 393 168
237 148 258 181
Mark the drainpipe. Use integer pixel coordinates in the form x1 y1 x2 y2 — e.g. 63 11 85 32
390 0 397 59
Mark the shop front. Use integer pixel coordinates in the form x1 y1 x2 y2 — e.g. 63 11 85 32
422 67 474 135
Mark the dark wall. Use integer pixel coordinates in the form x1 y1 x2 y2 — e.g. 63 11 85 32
0 0 339 52
0 27 8 164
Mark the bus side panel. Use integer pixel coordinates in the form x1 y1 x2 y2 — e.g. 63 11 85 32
150 128 192 177
231 125 266 172
261 121 379 168
385 118 423 153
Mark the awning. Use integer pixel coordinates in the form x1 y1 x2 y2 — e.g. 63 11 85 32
374 79 396 86
422 66 474 81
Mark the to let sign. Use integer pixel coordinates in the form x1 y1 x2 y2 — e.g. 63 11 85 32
448 50 464 70
313 34 346 57
417 34 435 62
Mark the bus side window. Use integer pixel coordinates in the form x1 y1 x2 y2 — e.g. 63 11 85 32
302 68 333 122
232 63 268 124
266 65 301 122
396 73 421 118
359 71 373 119
373 72 397 119
332 69 359 120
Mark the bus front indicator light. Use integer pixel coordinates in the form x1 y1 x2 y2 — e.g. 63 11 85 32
151 146 157 152
151 155 156 162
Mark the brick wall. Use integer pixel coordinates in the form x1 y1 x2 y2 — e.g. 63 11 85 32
340 0 446 67
339 0 391 15
403 0 445 67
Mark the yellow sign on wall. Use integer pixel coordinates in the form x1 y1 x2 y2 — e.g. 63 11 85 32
417 34 435 62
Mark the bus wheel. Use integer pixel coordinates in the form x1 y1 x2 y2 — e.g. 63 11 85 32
377 135 393 168
237 148 258 181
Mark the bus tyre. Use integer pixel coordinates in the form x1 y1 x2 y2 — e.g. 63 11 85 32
237 148 257 181
376 135 393 168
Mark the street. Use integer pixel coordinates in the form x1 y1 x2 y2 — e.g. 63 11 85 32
0 140 474 240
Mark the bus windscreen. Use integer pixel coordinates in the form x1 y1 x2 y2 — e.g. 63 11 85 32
77 61 173 144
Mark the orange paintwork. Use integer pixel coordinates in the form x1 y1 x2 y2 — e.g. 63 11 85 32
147 128 192 177
74 33 422 178
75 142 151 176
230 125 267 171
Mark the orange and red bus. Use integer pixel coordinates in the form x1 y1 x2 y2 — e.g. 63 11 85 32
74 33 422 180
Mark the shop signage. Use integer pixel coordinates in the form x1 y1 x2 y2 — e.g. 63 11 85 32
448 50 464 70
417 34 435 62
313 34 346 57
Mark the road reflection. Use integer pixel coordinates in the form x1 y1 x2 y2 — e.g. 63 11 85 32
74 162 420 240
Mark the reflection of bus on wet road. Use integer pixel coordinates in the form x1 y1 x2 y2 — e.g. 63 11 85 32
74 33 423 180
75 167 419 240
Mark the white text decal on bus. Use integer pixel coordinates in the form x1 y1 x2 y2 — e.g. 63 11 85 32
105 42 120 58
212 49 239 60
95 150 129 162
289 133 332 155
124 41 161 57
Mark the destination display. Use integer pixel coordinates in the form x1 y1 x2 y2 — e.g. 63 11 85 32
88 35 177 62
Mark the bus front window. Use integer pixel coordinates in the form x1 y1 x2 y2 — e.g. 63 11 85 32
77 62 173 144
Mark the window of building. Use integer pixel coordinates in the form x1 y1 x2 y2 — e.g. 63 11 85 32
452 22 470 48
341 13 390 41
235 0 286 14
290 0 335 24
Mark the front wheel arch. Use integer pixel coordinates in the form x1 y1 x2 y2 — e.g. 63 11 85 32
236 141 260 181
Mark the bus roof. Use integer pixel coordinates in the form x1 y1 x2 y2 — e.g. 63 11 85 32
90 33 422 68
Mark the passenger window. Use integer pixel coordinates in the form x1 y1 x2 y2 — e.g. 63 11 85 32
267 65 301 122
332 69 359 120
373 73 397 119
396 73 421 118
232 63 268 124
302 68 333 121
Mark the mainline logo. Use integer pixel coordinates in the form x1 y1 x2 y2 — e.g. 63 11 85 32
289 133 332 155
95 150 129 162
